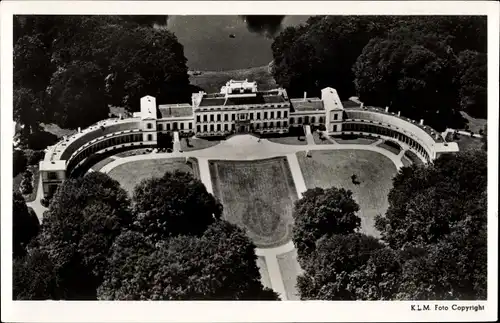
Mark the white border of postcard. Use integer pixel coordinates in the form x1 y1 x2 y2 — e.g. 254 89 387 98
1 1 499 322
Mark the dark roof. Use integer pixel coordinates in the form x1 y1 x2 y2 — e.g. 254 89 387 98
158 104 193 118
290 98 324 112
198 93 287 107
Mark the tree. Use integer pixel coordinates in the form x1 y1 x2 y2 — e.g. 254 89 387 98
98 221 278 300
132 170 222 242
296 233 387 300
13 149 27 177
13 248 59 300
46 60 109 128
353 28 460 131
455 50 487 118
38 172 132 299
292 187 360 259
13 192 40 258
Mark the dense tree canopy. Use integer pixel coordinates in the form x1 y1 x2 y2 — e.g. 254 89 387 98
292 187 360 259
13 192 40 258
36 172 133 299
99 221 277 300
455 50 487 118
132 170 222 242
13 149 27 177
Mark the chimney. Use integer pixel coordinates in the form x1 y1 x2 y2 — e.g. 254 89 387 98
385 106 389 112
397 111 401 116
420 119 424 125
78 127 81 133
304 92 307 100
360 102 364 108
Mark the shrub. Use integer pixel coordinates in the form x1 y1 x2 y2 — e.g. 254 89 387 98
21 180 33 195
13 149 27 177
25 149 45 166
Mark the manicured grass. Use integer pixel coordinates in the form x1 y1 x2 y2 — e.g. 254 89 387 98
107 158 197 195
404 150 424 166
297 150 397 237
446 133 484 151
312 132 333 145
332 136 378 145
460 111 487 133
256 256 272 290
277 249 303 300
91 157 115 172
377 141 401 155
189 65 277 93
267 136 308 146
180 137 221 152
209 157 298 248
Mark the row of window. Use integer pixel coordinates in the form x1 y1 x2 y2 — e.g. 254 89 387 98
196 110 289 123
290 116 325 125
157 122 192 131
196 121 290 133
198 104 288 112
343 122 431 161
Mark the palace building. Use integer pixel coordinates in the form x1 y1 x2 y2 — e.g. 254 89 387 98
39 79 458 198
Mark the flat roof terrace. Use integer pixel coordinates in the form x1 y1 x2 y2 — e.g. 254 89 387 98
198 93 287 107
158 104 193 119
342 101 444 143
290 98 324 112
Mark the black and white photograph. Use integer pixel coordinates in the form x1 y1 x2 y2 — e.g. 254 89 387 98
1 1 498 322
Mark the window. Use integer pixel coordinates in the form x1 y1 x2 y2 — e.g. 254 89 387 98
210 125 214 132
270 121 274 128
224 124 228 131
166 123 171 131
147 134 153 141
217 114 221 121
231 124 235 131
217 124 221 131
250 113 254 120
257 112 261 120
203 115 207 122
240 113 246 120
290 118 295 124
197 125 201 132
334 113 338 120
256 123 260 129
180 123 184 130
196 115 201 122
277 121 281 127
311 116 315 124
147 123 152 129
333 125 338 132
157 124 163 131
48 172 58 180
263 122 267 128
264 112 268 119
304 116 309 124
284 111 288 118
210 114 214 122
298 117 303 124
232 114 236 121
283 121 288 127
319 116 324 123
203 125 207 132
277 111 281 118
270 111 274 119
224 114 228 121
173 122 178 130
189 122 192 130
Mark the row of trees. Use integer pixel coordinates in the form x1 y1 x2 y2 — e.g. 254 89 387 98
271 16 487 130
13 171 277 300
13 16 193 140
292 149 487 300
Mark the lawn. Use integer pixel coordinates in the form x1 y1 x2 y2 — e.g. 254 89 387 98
180 137 221 152
107 158 197 195
312 132 333 145
446 132 484 151
209 157 298 248
377 141 401 155
267 136 308 146
189 65 277 93
91 157 115 172
297 150 397 237
332 135 378 145
277 249 303 300
114 148 151 157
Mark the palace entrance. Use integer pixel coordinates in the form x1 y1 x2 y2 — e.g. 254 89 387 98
236 112 251 133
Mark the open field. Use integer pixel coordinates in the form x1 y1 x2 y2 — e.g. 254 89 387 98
180 137 221 152
460 111 487 133
189 65 276 94
107 158 197 195
277 249 302 300
209 157 298 248
446 133 484 152
297 150 397 237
